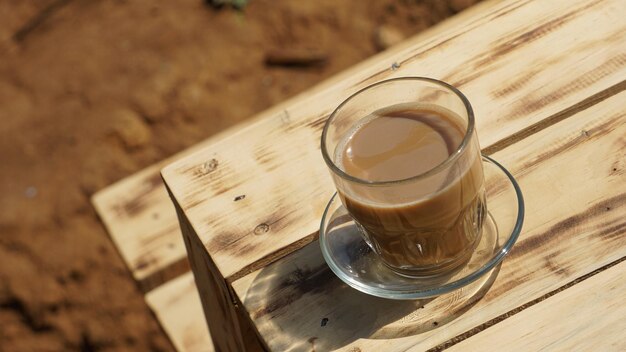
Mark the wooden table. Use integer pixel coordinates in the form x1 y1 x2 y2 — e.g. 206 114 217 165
156 0 626 350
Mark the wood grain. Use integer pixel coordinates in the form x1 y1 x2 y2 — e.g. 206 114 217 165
231 91 626 351
145 272 214 352
162 0 626 282
446 260 626 352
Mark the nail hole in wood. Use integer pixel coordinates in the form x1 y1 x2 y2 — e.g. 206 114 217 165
321 317 329 327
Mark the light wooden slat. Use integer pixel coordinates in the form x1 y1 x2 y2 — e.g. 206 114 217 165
230 91 626 351
145 272 214 352
447 260 626 352
90 0 501 287
162 0 626 282
92 161 187 291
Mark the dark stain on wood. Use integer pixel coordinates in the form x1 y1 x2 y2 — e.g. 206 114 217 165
210 177 247 198
182 197 205 211
254 145 281 172
595 220 626 242
491 67 542 98
210 231 261 260
137 257 191 293
510 53 626 119
251 263 336 319
305 113 330 131
113 172 163 218
483 80 626 156
308 336 318 352
183 167 250 211
485 271 534 302
488 3 587 61
513 112 623 179
207 209 300 263
544 256 569 278
134 257 154 271
518 193 626 255
228 230 320 283
489 193 626 297
388 1 529 87
445 0 608 90
139 224 180 248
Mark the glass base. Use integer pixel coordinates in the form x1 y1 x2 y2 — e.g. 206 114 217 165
319 155 524 300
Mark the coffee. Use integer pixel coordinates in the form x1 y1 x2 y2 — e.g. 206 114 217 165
335 103 485 276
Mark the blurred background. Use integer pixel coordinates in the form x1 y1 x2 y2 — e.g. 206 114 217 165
0 0 479 351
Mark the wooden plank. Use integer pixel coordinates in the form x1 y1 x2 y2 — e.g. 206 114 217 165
161 0 626 282
446 260 626 352
92 161 188 291
145 272 214 352
230 91 626 351
172 197 260 352
90 0 501 288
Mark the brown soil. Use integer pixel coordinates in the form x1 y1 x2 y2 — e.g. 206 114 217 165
0 0 478 351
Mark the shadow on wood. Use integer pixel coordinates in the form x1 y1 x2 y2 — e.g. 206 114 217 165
239 240 500 351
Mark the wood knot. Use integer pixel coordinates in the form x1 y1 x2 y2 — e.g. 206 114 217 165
200 159 219 175
254 223 270 235
581 130 590 137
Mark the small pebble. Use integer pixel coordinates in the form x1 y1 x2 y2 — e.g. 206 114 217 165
25 186 37 198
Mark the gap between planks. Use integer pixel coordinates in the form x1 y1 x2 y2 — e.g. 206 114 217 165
430 254 626 351
483 79 626 156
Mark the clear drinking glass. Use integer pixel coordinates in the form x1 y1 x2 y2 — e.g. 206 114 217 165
321 77 486 278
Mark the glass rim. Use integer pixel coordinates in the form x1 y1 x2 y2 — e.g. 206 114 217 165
320 76 475 186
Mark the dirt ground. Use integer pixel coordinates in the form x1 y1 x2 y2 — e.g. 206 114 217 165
0 0 479 351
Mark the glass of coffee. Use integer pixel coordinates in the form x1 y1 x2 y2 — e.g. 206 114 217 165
321 77 486 278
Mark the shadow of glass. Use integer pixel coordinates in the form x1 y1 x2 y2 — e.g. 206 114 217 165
241 240 500 351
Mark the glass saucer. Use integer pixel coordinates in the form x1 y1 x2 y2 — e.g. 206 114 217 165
319 155 524 300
